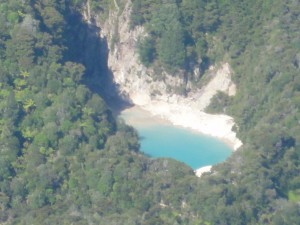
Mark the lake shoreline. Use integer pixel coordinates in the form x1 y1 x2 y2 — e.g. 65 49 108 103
120 105 232 172
194 165 213 177
120 105 240 177
120 105 240 152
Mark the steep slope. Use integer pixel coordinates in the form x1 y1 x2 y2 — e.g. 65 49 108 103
96 0 242 150
0 1 199 224
1 0 300 224
90 0 300 224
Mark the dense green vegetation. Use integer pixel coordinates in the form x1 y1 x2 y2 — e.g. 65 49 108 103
1 0 300 224
0 1 197 224
131 0 219 72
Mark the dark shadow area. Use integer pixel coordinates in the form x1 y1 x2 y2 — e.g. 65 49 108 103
65 13 132 117
83 19 133 114
83 29 133 114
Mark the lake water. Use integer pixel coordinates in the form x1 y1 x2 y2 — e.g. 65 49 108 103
120 106 232 170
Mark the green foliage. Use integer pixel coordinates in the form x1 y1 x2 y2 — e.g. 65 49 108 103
1 0 300 224
206 91 232 114
0 1 199 224
132 0 219 73
288 190 300 203
138 37 156 66
132 0 300 223
157 24 186 70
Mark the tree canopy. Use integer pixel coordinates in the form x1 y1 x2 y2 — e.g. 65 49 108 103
0 0 300 224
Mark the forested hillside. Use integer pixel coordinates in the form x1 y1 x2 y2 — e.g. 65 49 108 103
0 1 197 224
0 0 300 224
132 0 300 223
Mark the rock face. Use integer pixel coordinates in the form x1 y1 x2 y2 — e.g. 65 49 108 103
92 0 242 150
98 1 186 104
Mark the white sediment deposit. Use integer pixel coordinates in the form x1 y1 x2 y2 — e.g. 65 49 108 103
96 1 242 177
138 63 242 151
194 166 213 177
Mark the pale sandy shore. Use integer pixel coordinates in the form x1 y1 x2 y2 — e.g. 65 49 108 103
139 102 243 151
120 104 242 178
120 106 171 128
102 3 242 178
115 62 243 177
140 102 243 178
194 166 212 177
120 105 241 151
118 93 242 178
121 106 227 178
120 64 243 151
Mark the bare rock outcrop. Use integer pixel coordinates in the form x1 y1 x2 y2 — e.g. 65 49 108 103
91 0 242 151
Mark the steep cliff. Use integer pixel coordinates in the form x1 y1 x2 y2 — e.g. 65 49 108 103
90 0 242 150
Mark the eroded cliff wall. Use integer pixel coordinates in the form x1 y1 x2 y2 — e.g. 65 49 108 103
87 0 242 150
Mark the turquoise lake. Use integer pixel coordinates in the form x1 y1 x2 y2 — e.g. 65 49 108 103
120 106 232 170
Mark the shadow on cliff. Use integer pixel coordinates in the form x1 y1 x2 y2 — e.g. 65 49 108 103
76 17 132 115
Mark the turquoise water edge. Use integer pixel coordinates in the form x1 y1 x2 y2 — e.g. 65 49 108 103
120 107 232 170
138 124 231 170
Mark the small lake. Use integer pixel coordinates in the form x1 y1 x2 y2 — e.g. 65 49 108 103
120 106 232 170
